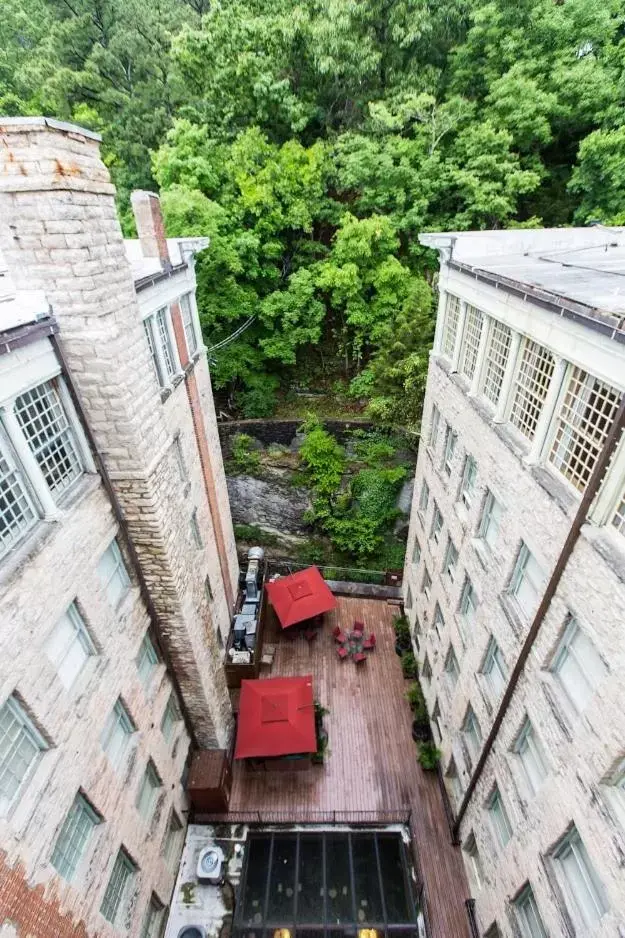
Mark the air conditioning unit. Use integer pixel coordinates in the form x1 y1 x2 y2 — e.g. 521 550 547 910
196 845 225 885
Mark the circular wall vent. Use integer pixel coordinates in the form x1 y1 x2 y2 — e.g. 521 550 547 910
200 850 220 875
177 927 206 938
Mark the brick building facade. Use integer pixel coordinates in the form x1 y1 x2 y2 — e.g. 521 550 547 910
403 228 625 937
0 118 238 938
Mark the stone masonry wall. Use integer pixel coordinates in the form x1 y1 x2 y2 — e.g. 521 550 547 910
0 118 233 750
404 354 625 936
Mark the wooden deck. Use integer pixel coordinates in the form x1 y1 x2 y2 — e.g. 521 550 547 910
224 596 470 938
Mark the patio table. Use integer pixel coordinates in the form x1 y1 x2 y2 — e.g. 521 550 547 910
345 629 365 656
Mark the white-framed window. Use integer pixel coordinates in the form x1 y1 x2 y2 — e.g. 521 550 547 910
459 305 484 381
550 827 608 930
513 717 547 795
405 585 413 609
549 367 620 492
173 435 187 485
190 508 203 549
514 885 548 938
482 320 512 406
421 655 432 682
0 437 37 559
430 502 443 543
163 810 184 870
612 492 625 536
444 645 460 688
487 786 512 847
463 832 483 891
97 538 130 609
433 602 445 638
550 617 606 713
509 340 555 441
508 543 544 620
418 479 430 517
442 424 457 477
445 757 463 804
15 379 83 499
51 792 101 881
141 894 165 938
481 636 507 698
442 537 458 584
0 695 47 815
428 405 440 449
180 293 198 357
478 490 502 552
144 308 177 388
432 699 442 743
441 294 461 359
421 566 432 599
100 847 137 925
460 576 477 630
161 693 181 744
412 537 421 565
462 705 482 765
136 633 159 689
459 456 477 510
101 699 135 771
45 602 96 690
136 759 162 823
601 756 625 832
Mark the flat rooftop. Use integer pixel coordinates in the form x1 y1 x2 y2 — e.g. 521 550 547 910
420 227 625 335
202 595 470 938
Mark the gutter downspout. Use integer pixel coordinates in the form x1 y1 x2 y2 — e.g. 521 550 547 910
50 332 199 750
452 393 625 838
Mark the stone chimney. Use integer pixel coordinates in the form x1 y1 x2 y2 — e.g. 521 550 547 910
131 189 171 270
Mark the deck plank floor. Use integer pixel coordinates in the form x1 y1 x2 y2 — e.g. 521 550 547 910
223 595 470 938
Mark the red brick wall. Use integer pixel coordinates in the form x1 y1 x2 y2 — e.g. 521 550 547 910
0 851 94 938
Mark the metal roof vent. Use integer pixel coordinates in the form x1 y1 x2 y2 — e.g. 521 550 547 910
196 844 225 885
177 928 206 938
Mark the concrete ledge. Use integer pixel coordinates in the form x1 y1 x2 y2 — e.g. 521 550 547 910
0 115 102 141
326 579 403 600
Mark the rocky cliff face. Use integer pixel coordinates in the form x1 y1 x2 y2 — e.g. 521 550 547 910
226 474 313 534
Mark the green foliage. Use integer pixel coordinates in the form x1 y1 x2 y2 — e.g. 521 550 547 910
352 467 407 527
405 681 428 726
417 742 441 771
298 416 346 496
401 651 418 680
231 433 261 473
393 615 411 647
233 524 278 546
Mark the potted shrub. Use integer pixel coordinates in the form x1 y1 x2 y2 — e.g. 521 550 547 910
405 682 432 741
313 701 329 764
417 741 441 771
394 615 411 656
401 650 418 679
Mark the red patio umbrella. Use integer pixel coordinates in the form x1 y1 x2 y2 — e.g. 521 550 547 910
234 675 316 759
265 566 337 629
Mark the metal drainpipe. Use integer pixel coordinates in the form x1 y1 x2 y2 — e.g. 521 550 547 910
452 392 625 839
50 333 199 750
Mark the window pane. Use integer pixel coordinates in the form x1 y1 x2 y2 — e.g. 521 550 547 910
0 443 37 557
482 321 512 406
515 887 548 938
100 849 136 924
376 835 411 923
0 696 46 813
51 794 99 881
297 836 324 924
98 539 130 608
553 830 607 929
136 634 159 688
242 837 271 925
441 294 461 358
549 368 619 491
325 834 352 924
459 305 484 381
267 835 297 922
353 835 383 923
156 308 176 378
163 811 184 869
509 341 554 441
45 604 94 689
15 380 83 499
180 294 198 356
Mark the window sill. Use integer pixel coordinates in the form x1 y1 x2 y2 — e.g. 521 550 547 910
498 592 527 639
581 523 625 585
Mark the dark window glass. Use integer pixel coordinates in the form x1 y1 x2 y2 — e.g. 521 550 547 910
326 835 353 924
353 835 383 923
377 837 411 923
267 835 297 923
242 838 271 925
298 837 324 924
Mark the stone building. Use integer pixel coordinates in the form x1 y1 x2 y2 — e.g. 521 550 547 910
403 228 625 937
0 118 237 938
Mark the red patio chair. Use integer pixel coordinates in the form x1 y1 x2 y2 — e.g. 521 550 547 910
353 652 367 664
353 620 365 634
363 633 376 650
337 645 349 660
333 628 347 644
